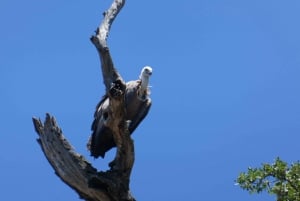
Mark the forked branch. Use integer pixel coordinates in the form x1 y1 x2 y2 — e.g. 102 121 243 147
33 114 111 201
33 0 136 200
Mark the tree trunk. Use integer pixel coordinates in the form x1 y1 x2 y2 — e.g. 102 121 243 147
33 0 136 200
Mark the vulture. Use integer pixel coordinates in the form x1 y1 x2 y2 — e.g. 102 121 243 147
87 66 152 158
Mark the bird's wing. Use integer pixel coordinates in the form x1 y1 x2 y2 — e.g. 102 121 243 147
91 94 108 131
128 98 152 133
88 95 115 158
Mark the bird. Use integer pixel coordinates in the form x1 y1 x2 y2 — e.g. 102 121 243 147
87 66 152 158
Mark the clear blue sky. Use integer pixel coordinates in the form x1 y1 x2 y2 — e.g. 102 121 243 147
1 0 300 200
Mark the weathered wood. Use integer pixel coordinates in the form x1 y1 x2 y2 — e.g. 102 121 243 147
33 114 111 201
90 0 125 92
33 0 136 200
88 0 135 198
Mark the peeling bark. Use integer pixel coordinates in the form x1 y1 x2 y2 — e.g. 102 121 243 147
33 0 136 200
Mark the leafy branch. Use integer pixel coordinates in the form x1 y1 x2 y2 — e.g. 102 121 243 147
236 157 300 201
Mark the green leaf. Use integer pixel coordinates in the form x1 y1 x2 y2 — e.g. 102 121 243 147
236 157 300 201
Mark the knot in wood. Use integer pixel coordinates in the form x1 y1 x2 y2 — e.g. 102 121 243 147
109 79 125 98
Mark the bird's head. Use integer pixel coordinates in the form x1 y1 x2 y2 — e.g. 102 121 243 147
140 66 153 79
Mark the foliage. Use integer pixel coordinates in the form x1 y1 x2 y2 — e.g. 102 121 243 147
236 157 300 201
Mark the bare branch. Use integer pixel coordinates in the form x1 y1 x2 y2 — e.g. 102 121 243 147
88 0 136 198
33 0 136 200
92 0 125 49
33 114 112 201
90 0 125 91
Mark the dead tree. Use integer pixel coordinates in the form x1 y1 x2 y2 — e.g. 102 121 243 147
32 0 136 200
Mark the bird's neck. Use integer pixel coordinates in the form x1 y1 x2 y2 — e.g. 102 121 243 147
140 75 149 90
138 75 150 100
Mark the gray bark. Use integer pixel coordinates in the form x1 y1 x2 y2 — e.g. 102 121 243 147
33 0 136 200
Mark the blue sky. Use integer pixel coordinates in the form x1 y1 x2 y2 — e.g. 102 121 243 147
1 0 300 200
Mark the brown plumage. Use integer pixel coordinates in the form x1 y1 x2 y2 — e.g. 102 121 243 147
87 66 152 158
